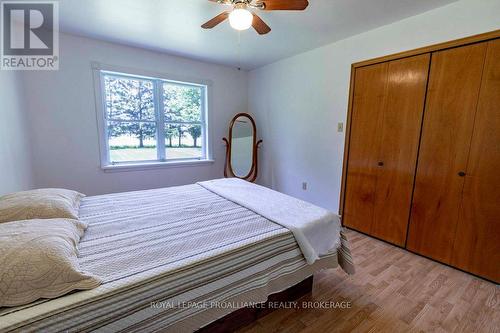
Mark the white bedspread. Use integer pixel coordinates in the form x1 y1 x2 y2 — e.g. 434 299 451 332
198 178 341 264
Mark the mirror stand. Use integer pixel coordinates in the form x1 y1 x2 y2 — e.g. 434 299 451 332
223 113 263 182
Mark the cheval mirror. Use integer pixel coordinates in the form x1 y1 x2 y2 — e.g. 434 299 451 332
223 113 262 182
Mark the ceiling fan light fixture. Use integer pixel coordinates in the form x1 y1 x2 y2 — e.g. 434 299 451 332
229 7 253 31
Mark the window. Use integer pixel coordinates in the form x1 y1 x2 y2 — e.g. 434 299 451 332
95 68 211 170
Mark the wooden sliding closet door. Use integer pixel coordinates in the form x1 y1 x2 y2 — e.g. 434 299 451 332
406 43 488 263
451 39 500 282
370 55 430 245
344 54 430 245
343 62 387 234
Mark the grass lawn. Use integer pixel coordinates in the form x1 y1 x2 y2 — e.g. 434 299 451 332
110 147 202 162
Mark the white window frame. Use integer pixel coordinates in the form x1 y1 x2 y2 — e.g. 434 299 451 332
92 62 214 172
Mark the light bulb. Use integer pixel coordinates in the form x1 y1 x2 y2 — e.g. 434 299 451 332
229 8 253 31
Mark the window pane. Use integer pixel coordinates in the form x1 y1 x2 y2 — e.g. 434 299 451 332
165 124 202 159
108 121 157 162
163 83 202 122
104 75 155 121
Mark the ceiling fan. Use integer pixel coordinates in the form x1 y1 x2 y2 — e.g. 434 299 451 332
201 0 309 35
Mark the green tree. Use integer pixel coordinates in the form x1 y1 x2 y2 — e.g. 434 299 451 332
177 125 185 147
105 76 156 148
106 79 203 150
187 126 201 147
163 84 202 147
165 126 177 147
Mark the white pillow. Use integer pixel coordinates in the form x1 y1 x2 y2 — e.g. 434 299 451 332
0 218 101 307
0 188 85 224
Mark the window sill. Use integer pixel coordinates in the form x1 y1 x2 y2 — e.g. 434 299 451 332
101 159 215 173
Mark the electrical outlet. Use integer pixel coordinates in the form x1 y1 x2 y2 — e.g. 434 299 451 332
337 122 344 132
302 182 307 191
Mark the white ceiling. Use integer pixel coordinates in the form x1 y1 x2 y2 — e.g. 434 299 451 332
58 0 457 70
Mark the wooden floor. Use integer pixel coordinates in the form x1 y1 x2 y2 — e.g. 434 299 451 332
238 229 499 333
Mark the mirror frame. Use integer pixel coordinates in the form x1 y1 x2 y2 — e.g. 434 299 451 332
223 113 263 182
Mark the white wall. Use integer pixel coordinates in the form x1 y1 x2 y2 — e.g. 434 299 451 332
0 71 34 195
248 0 500 212
22 33 248 195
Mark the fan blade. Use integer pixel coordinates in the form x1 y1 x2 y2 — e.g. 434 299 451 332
261 0 309 10
252 13 271 35
208 0 232 4
201 11 230 29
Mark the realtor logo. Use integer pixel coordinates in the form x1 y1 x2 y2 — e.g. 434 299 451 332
1 1 59 70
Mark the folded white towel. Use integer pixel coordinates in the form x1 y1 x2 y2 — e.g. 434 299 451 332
198 178 341 264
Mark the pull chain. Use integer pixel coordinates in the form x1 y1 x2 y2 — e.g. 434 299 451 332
237 30 242 71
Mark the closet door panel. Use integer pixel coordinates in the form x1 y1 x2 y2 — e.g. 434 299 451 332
407 43 488 263
452 39 500 282
370 54 430 246
343 63 388 233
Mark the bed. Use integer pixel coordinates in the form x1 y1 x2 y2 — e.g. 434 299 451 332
0 180 353 332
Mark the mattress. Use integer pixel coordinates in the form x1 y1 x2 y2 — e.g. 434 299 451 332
0 184 352 332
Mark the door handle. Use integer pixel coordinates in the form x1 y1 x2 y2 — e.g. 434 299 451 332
458 171 466 177
377 161 384 167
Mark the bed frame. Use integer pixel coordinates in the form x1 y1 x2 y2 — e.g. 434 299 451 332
197 276 313 332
